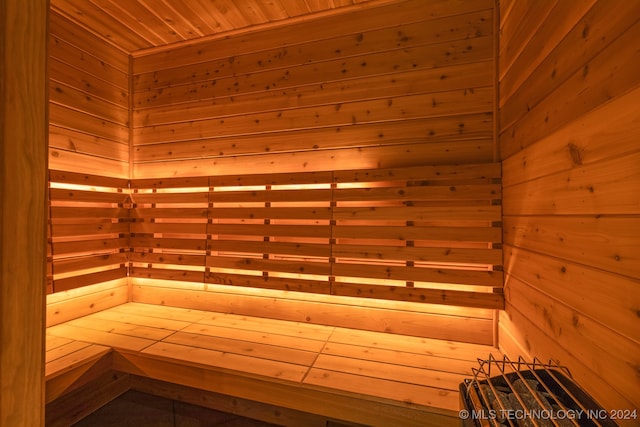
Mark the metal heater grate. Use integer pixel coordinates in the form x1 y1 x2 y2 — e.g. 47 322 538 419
460 354 619 427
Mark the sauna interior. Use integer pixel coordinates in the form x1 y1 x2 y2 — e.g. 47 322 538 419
1 0 638 425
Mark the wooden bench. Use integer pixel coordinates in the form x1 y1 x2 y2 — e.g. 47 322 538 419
45 302 498 426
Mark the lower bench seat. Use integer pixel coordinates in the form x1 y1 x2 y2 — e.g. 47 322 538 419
46 302 497 426
45 336 112 404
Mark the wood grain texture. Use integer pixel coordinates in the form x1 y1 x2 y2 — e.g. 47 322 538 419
129 164 503 310
45 302 497 426
48 171 130 293
498 0 640 418
130 279 495 345
49 10 130 177
46 279 129 327
0 0 48 425
131 0 494 179
50 0 431 53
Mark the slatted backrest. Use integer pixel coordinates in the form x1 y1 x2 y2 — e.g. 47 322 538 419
206 171 334 294
129 177 210 282
331 163 503 308
129 163 503 309
48 170 130 292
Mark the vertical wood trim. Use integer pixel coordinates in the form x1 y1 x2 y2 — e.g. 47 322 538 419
492 309 499 348
128 54 134 180
492 0 500 163
0 0 48 424
128 54 134 302
492 0 501 347
47 173 55 294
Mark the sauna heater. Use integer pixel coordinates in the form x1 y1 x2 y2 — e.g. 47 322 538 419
460 354 620 427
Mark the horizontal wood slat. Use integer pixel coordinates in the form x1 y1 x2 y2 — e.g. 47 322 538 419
47 162 503 309
128 163 503 309
53 268 129 293
128 1 494 180
49 12 131 178
132 10 493 92
133 38 493 109
48 170 130 293
135 62 493 130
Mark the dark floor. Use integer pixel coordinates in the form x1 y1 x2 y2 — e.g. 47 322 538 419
72 390 282 427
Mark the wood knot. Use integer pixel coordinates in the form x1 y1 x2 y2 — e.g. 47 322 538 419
568 142 584 165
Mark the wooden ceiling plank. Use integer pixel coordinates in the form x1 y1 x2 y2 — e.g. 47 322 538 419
143 0 207 40
189 0 238 33
235 0 273 26
210 0 259 29
90 0 173 46
132 0 488 66
159 0 223 36
251 0 291 21
52 0 152 51
280 0 312 17
330 0 356 7
50 0 433 54
305 0 335 12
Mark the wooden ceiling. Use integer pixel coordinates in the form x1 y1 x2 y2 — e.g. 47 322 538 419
50 0 389 54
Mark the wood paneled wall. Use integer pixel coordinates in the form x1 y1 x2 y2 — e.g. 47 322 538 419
126 162 502 345
48 171 130 294
43 0 501 347
47 10 131 301
128 164 503 306
498 0 640 416
131 0 495 178
49 10 130 178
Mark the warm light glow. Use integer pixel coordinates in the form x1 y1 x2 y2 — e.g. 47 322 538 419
335 181 393 189
53 264 123 280
213 185 266 192
412 281 494 292
51 235 121 244
413 260 493 271
154 187 209 193
130 277 490 317
333 275 406 287
267 271 329 282
270 183 331 190
50 182 124 193
151 264 206 272
46 278 127 305
51 163 502 320
151 203 208 208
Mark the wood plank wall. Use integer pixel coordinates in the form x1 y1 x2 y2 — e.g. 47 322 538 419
131 0 495 178
129 164 503 308
48 170 130 294
1 0 48 424
498 0 640 416
128 162 502 345
47 10 132 309
49 10 130 178
41 0 502 345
